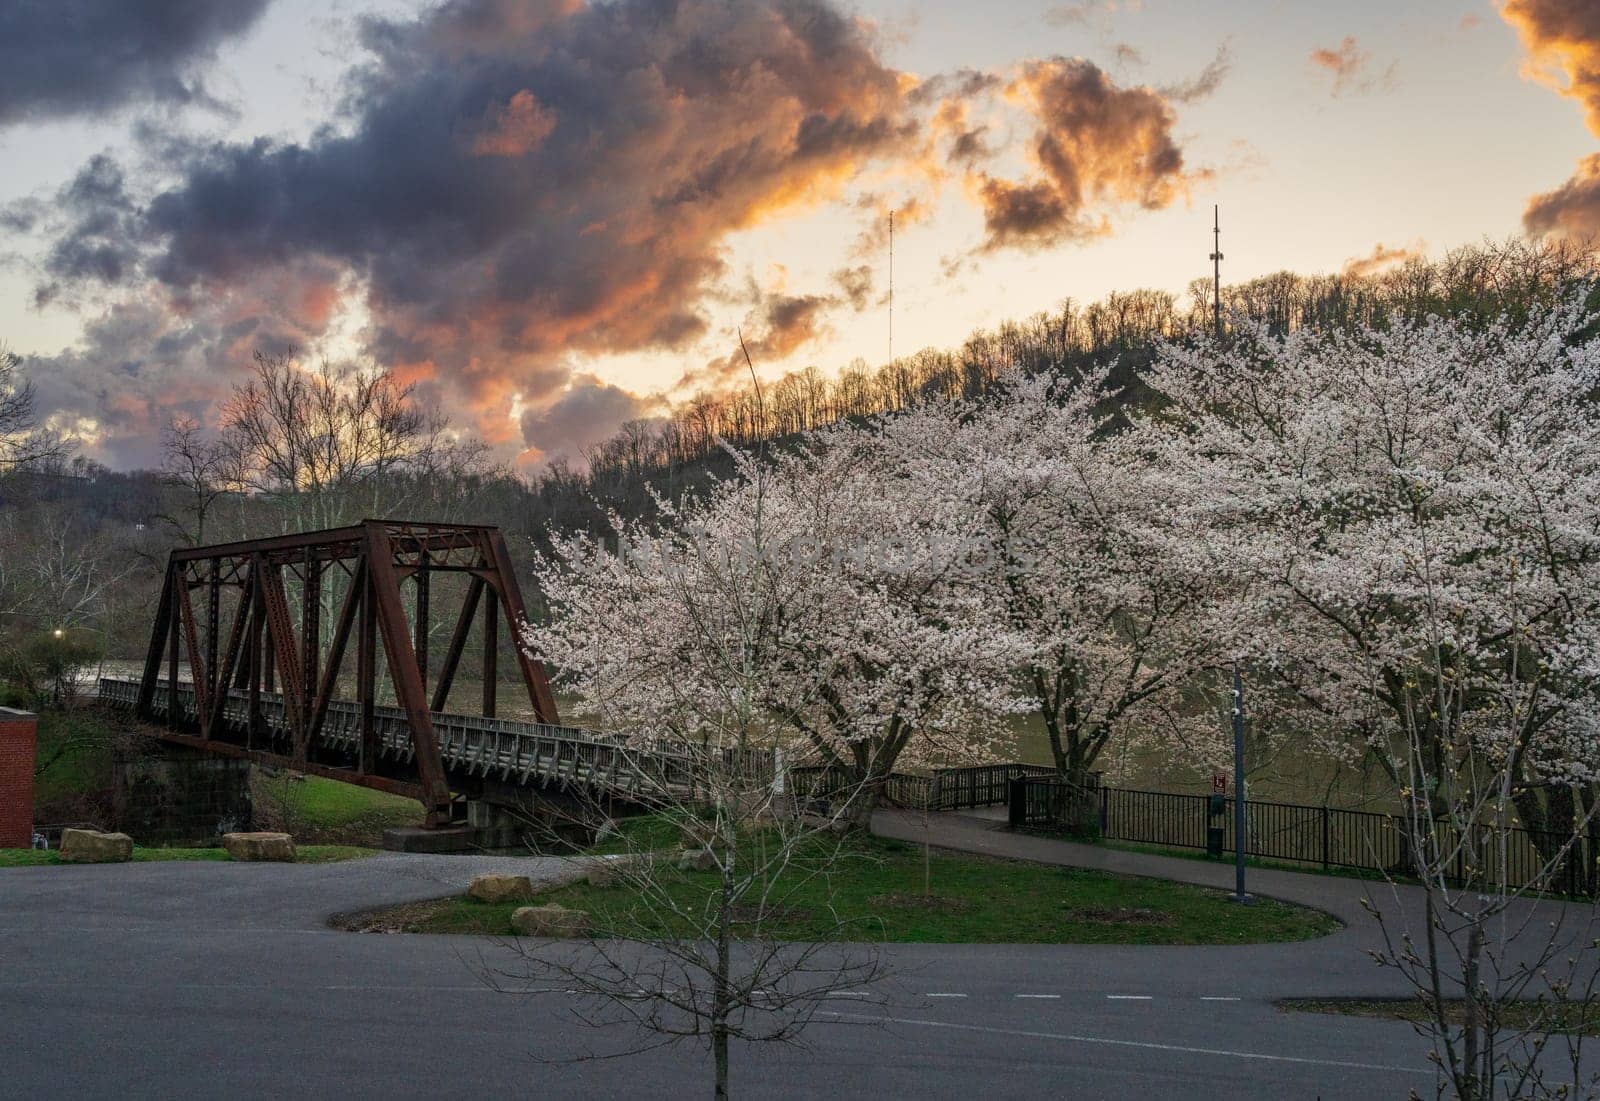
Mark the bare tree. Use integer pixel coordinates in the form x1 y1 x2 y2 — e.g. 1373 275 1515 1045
218 350 490 532
0 506 138 633
1364 747 1600 1099
487 742 888 1101
156 414 238 546
0 344 70 472
1356 555 1600 1099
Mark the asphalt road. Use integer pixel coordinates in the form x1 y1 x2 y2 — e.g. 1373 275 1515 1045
0 832 1589 1100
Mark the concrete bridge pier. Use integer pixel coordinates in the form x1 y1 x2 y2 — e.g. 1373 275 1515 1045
381 780 603 854
113 741 253 845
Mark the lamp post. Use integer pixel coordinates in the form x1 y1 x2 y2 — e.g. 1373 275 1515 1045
1231 663 1250 904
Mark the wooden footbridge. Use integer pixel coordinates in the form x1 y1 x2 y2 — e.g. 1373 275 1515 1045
99 521 766 828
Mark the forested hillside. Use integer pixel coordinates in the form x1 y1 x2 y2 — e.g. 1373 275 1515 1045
1 236 1594 667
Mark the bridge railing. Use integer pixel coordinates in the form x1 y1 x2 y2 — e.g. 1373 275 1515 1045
97 676 774 798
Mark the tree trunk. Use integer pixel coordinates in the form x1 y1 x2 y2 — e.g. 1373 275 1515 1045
1512 783 1579 889
1462 921 1484 1101
842 773 882 833
714 864 732 1100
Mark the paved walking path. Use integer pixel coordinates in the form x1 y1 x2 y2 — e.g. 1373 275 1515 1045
872 806 1599 980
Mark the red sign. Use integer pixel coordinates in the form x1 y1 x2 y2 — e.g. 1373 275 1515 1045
1211 774 1227 793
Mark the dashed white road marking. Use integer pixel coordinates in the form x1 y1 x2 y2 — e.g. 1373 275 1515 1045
823 990 872 998
1201 996 1241 1002
816 1012 1427 1074
1015 994 1060 999
1106 995 1152 1001
925 993 967 999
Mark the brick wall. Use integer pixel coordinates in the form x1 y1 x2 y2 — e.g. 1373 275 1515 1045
0 708 37 848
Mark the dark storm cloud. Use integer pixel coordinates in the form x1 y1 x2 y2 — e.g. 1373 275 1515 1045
518 376 662 465
1502 0 1600 237
20 254 347 462
0 0 271 126
30 0 1219 466
34 156 144 296
49 0 915 456
974 57 1196 251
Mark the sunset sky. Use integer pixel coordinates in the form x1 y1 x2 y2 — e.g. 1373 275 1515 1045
3 0 1599 469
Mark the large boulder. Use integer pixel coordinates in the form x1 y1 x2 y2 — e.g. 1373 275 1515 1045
677 847 717 873
511 904 590 938
466 873 535 904
582 860 618 887
222 832 296 862
58 829 133 864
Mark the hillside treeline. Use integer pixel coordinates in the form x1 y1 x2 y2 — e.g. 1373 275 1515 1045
0 236 1595 666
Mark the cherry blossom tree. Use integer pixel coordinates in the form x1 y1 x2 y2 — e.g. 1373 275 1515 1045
873 370 1241 792
523 441 1035 829
1136 300 1600 865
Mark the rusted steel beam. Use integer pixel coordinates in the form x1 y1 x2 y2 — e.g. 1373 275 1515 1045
166 520 496 564
137 559 175 718
206 561 220 699
309 561 363 744
301 553 320 741
414 549 430 687
260 563 305 747
170 525 368 562
247 556 264 747
482 584 497 719
175 579 210 736
167 563 181 730
487 531 560 725
208 572 255 740
364 521 453 827
430 575 483 714
148 729 426 802
357 553 376 772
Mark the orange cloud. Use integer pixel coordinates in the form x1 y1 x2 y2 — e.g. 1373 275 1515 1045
1526 152 1600 237
1308 36 1398 96
26 0 1217 467
684 292 837 391
1503 0 1600 134
1501 1 1600 235
470 90 557 157
1342 240 1427 278
974 57 1196 251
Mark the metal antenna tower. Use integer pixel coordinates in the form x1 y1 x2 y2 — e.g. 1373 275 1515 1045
1210 204 1224 341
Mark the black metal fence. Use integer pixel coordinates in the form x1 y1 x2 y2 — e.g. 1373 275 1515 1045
1011 777 1599 899
786 761 1055 811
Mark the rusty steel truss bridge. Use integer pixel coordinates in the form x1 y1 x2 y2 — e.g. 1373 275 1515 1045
97 520 747 829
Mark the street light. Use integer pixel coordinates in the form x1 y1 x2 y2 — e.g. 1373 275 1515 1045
52 628 64 639
1231 663 1251 905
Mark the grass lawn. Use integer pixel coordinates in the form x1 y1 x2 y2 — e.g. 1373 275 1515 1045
30 708 120 812
355 831 1340 944
252 772 420 845
1280 997 1600 1037
0 845 373 868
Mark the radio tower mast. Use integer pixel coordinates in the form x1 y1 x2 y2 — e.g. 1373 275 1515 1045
1209 204 1224 341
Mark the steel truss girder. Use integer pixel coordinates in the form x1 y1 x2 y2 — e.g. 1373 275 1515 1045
136 519 560 827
